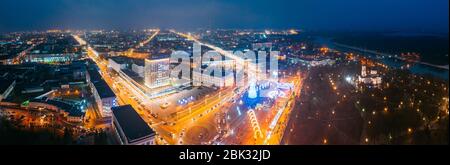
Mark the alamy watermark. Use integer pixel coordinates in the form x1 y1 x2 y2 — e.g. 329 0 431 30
169 43 280 88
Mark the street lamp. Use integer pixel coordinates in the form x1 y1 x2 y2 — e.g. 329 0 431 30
345 76 352 83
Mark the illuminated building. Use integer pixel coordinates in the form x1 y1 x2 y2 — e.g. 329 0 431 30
361 65 367 77
111 105 156 145
358 65 382 88
202 59 236 69
87 68 118 118
108 56 129 73
310 59 335 67
132 61 145 78
0 55 14 65
192 71 234 87
169 52 192 87
252 42 273 51
25 53 81 63
28 97 84 123
144 55 171 89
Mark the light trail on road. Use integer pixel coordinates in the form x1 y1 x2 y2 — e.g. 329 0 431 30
126 29 160 58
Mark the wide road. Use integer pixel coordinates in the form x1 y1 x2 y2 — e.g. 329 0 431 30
171 30 306 145
126 30 160 58
73 34 178 144
74 33 239 144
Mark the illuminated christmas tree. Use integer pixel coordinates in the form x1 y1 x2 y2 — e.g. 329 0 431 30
248 79 257 99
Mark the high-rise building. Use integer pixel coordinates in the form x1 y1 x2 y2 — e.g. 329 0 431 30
144 54 171 89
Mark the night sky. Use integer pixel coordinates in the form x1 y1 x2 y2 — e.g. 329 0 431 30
0 0 448 33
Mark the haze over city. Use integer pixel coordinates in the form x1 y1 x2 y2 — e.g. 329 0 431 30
0 0 448 33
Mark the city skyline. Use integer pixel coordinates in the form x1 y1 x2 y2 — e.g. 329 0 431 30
1 0 448 149
0 0 449 33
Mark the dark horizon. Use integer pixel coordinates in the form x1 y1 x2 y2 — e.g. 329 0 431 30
0 0 449 33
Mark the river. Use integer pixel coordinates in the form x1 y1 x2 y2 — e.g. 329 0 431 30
315 37 449 81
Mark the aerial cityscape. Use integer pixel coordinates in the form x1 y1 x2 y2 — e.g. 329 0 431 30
0 0 448 146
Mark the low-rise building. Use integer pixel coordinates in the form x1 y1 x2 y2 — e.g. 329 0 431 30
252 42 273 51
310 59 335 67
193 71 234 87
28 97 84 123
131 61 145 78
357 65 382 88
108 56 129 73
111 105 156 145
87 68 118 118
25 53 81 63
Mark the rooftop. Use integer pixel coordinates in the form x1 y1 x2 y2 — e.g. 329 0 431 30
0 78 14 94
87 67 116 99
87 68 103 83
109 56 130 64
93 79 116 99
31 97 84 117
112 105 155 143
132 59 145 66
148 54 170 60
